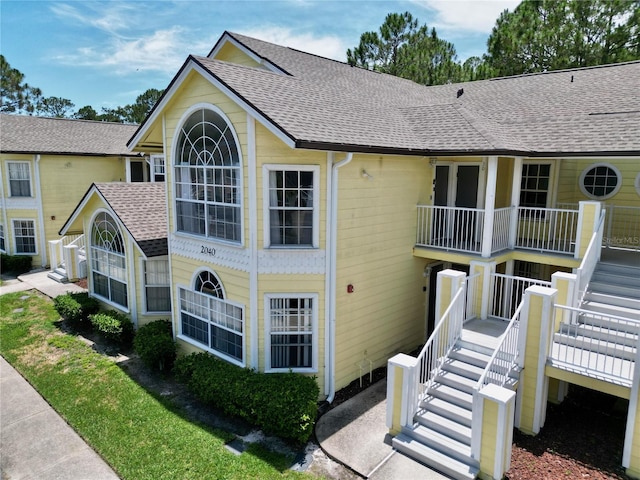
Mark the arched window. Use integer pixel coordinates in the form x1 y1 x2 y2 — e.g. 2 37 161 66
178 269 244 365
91 212 127 308
174 108 241 242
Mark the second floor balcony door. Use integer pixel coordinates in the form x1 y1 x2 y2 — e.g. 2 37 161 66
432 164 481 250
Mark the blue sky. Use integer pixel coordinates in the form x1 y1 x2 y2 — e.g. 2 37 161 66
1 0 520 113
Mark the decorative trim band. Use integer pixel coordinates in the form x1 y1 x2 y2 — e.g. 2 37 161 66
258 249 326 274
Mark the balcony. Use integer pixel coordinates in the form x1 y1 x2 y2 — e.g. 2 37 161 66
415 203 595 259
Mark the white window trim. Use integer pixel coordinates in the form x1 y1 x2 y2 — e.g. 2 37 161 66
149 155 165 183
6 161 33 198
88 210 129 312
635 172 640 197
171 103 245 247
176 282 245 367
579 162 622 200
0 224 6 253
264 293 318 373
141 256 171 314
521 161 554 209
11 218 37 255
262 164 320 249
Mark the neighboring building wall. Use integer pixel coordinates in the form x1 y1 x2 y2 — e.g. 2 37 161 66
213 43 263 68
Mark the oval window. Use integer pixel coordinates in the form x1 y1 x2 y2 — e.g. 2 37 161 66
579 163 621 200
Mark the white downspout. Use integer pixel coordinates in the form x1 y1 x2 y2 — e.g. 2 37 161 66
34 154 47 268
325 152 353 403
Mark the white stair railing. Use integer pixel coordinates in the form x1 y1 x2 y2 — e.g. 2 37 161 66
605 205 640 251
409 286 466 418
551 305 638 385
48 239 64 271
490 273 551 320
471 302 523 458
48 234 85 274
574 210 606 307
516 207 579 254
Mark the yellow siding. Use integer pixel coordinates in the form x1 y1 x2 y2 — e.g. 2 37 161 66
496 157 514 208
3 209 41 266
630 391 640 478
334 154 431 390
480 399 499 474
213 42 263 68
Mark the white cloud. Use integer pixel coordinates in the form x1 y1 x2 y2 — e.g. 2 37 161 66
238 26 348 62
414 0 521 34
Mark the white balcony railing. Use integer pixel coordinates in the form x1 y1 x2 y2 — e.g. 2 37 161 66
550 305 638 385
605 205 640 251
416 206 484 254
516 207 579 254
490 273 551 320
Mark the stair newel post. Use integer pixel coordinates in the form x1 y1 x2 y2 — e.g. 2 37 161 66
622 337 640 477
470 260 496 320
63 244 78 282
386 354 419 435
475 384 517 480
574 201 603 259
515 285 557 435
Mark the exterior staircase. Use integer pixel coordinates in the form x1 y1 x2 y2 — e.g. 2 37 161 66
551 260 640 386
392 341 492 480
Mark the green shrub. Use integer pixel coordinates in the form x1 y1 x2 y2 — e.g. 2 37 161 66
174 352 319 443
0 253 32 274
53 292 99 328
133 320 176 372
89 310 134 345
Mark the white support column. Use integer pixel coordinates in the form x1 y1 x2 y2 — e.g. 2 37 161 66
435 269 466 324
574 201 602 259
509 157 523 249
470 260 496 320
481 156 498 258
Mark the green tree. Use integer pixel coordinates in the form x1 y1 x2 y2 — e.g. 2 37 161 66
74 105 99 120
0 55 42 113
486 0 640 76
36 96 75 118
347 12 462 85
120 88 163 124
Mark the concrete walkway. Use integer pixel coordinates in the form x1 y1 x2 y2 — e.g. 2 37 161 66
0 269 85 298
315 380 448 480
0 357 119 480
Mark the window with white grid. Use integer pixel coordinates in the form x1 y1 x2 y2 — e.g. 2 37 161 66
7 162 32 197
12 219 36 254
520 163 551 208
266 295 317 372
90 212 127 309
174 108 241 243
0 224 5 252
264 165 319 248
178 271 244 365
144 258 170 312
151 155 165 182
580 163 622 200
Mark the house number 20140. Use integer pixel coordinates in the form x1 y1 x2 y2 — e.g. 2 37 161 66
201 246 216 257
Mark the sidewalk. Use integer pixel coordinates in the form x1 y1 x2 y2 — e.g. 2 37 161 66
315 380 448 480
0 356 119 480
0 269 85 298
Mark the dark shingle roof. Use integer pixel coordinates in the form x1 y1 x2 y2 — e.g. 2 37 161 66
0 114 141 156
188 32 640 156
94 183 167 257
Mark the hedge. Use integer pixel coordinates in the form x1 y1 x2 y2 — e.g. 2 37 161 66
174 352 319 443
0 253 32 274
53 292 100 327
133 320 176 372
89 310 134 346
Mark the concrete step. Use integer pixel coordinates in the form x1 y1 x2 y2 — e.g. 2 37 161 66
427 383 473 410
583 291 640 310
441 359 484 382
393 434 479 480
561 321 639 348
452 342 494 362
434 370 478 394
415 410 472 445
589 281 640 300
47 270 68 284
402 424 471 462
596 262 640 277
591 270 640 288
553 332 637 361
421 396 472 427
580 300 640 322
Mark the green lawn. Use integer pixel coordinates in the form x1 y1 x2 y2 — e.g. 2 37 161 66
0 291 311 480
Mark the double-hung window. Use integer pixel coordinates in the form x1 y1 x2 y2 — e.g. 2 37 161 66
150 155 165 182
91 212 128 309
174 108 242 243
7 162 32 197
264 166 319 248
144 258 170 312
520 163 551 209
179 270 244 365
265 294 317 372
12 220 36 254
